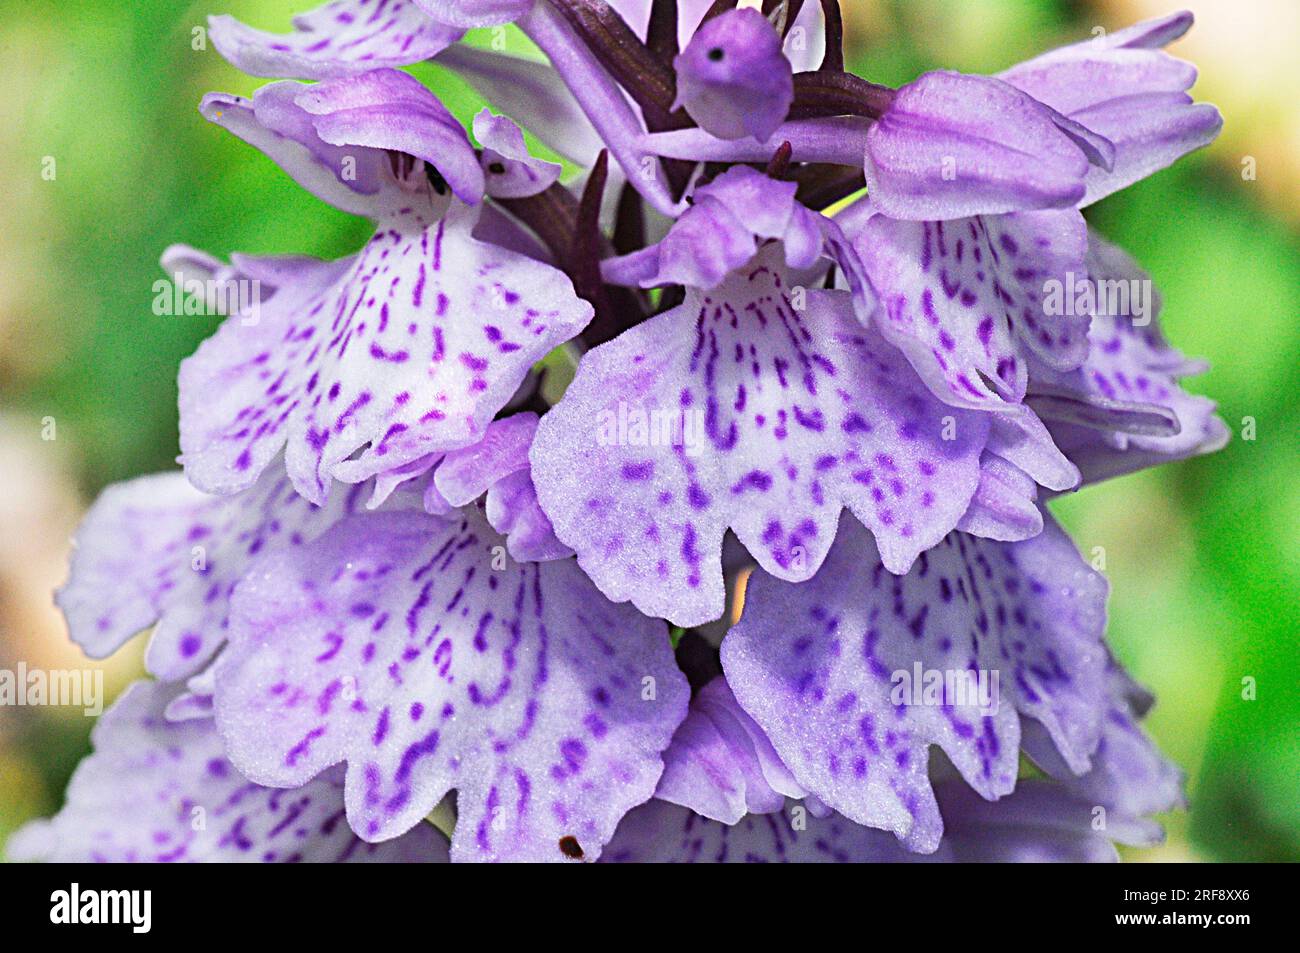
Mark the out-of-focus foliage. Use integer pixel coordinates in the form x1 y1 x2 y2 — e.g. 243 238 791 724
1 0 1295 861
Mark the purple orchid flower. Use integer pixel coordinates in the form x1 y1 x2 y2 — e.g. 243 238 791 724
532 165 1080 627
11 2 1226 866
182 69 592 505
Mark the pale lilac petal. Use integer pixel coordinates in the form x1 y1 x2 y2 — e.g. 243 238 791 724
158 244 286 319
957 408 1084 540
652 196 757 289
1023 661 1184 846
984 411 1080 492
863 71 1101 220
854 208 1090 411
1048 416 1230 487
603 780 1124 862
436 45 604 166
531 248 991 627
296 68 485 204
1000 27 1221 206
201 87 395 217
1026 231 1223 461
780 0 827 73
164 668 217 723
178 210 592 504
208 1 462 81
1076 10 1195 51
672 8 793 143
932 781 1121 862
422 413 571 561
644 116 872 166
213 507 688 861
1072 93 1221 207
55 470 367 682
720 512 1108 851
655 677 807 823
956 452 1044 541
483 469 573 562
473 110 563 198
163 690 215 723
430 412 536 505
6 682 447 863
1001 46 1199 117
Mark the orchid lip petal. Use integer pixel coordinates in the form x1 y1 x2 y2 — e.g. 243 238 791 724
177 208 592 505
7 681 447 863
531 243 993 628
55 466 370 683
213 506 688 861
720 510 1109 849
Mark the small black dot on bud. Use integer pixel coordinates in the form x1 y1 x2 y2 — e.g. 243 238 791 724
488 161 506 175
708 47 725 62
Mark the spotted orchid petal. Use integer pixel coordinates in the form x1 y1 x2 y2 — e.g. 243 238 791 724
719 511 1108 851
998 12 1221 206
645 663 1179 859
1026 231 1225 468
853 207 1092 412
1023 661 1184 847
213 506 688 861
655 676 808 824
672 8 794 143
533 244 997 628
473 110 563 198
208 0 463 81
862 71 1113 221
178 202 591 503
603 779 1131 863
6 682 447 863
55 469 368 682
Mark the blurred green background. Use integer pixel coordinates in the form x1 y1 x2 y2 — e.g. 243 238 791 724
1 0 1296 861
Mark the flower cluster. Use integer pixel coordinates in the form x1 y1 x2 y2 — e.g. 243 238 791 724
11 1 1223 863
